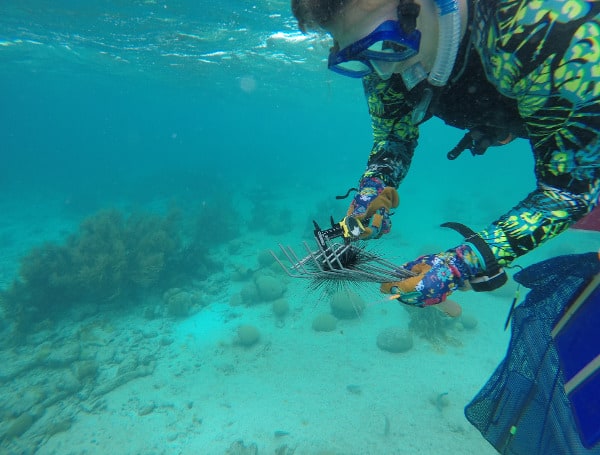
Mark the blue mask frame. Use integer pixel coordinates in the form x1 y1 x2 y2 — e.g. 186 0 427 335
328 20 421 78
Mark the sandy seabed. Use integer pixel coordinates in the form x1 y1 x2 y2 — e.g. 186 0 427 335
1 191 598 455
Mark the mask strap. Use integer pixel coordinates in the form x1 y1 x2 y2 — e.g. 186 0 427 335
397 0 421 34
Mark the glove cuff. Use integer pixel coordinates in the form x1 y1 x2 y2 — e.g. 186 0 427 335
452 243 508 291
451 244 486 281
441 221 508 291
464 242 486 272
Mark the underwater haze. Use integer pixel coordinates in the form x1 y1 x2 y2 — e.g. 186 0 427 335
2 1 598 455
1 0 370 206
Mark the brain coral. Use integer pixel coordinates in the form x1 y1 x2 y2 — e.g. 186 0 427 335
376 327 414 353
236 325 260 347
255 274 285 301
312 313 337 332
330 289 366 319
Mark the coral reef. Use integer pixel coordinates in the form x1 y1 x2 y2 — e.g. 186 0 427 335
192 195 240 244
329 289 366 319
271 298 289 318
376 327 414 353
235 269 287 306
404 305 461 350
163 288 205 318
239 282 260 305
257 249 276 268
312 313 337 332
236 325 260 347
459 313 478 330
226 440 258 455
255 274 285 301
248 200 292 236
0 315 158 452
1 207 218 327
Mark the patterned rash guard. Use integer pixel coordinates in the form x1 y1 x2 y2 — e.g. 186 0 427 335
360 0 600 266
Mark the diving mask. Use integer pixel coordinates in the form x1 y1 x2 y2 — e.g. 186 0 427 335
328 20 421 78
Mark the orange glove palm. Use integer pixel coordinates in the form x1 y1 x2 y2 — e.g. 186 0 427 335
380 245 484 306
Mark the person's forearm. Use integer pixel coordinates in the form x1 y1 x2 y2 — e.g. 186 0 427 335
362 136 417 188
478 183 597 266
360 74 419 188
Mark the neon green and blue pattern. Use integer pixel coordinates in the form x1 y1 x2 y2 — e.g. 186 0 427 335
360 0 600 266
474 0 599 264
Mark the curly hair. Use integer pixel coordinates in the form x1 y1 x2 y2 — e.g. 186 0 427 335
291 0 348 32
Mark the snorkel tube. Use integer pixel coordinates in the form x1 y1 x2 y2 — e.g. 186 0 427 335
428 0 461 86
404 0 462 122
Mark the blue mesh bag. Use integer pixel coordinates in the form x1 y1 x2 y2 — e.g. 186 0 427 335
465 252 600 454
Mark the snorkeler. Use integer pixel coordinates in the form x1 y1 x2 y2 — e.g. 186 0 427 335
290 0 600 308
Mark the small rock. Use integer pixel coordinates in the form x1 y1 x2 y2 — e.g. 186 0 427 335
346 384 362 395
312 313 337 332
72 360 99 381
330 289 366 319
376 327 414 353
160 337 174 346
460 314 478 330
46 418 72 436
138 402 156 416
272 298 289 318
255 275 285 301
226 440 258 455
236 325 260 347
3 413 35 440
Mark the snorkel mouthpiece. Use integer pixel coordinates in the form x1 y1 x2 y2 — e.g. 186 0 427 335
399 0 461 91
404 0 462 123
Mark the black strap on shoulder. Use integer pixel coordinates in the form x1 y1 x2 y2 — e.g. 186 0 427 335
397 0 420 34
441 221 508 291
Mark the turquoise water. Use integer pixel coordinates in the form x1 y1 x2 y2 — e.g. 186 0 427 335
1 2 598 454
0 0 539 215
0 0 369 204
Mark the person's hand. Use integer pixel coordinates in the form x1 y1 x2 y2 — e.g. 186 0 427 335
347 177 399 240
380 244 484 307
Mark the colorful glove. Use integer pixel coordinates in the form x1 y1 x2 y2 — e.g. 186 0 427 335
380 244 485 307
347 177 399 240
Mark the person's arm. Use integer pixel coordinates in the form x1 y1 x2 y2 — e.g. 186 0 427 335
475 2 600 266
379 4 599 308
360 73 419 187
347 73 419 238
